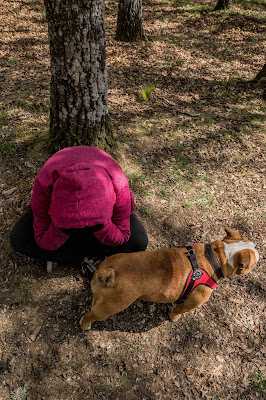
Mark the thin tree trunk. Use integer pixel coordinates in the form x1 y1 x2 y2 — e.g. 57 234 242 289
253 63 266 82
44 0 113 151
252 63 266 100
214 0 230 11
116 0 145 42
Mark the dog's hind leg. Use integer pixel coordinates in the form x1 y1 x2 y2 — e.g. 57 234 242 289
80 294 138 331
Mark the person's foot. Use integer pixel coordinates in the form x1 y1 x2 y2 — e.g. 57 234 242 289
81 257 104 277
47 261 58 273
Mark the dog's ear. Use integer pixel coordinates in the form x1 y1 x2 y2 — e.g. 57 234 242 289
224 228 243 241
234 250 256 275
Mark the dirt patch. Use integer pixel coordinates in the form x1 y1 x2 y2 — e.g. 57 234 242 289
0 0 265 399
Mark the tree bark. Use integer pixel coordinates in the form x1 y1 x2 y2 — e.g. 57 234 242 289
116 0 145 42
44 0 113 151
214 0 230 11
253 63 266 82
252 63 266 100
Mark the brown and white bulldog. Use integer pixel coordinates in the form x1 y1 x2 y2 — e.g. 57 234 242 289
80 228 259 330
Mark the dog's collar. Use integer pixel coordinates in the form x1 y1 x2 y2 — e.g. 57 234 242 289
205 243 224 280
180 243 224 281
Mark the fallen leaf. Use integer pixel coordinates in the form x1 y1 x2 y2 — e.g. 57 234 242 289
8 356 16 373
3 187 17 195
30 325 42 342
201 345 208 353
211 364 223 377
89 376 98 382
201 387 212 400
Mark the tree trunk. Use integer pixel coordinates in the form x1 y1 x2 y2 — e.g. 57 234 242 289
116 0 145 42
253 63 266 82
214 0 230 11
44 0 113 151
252 63 266 100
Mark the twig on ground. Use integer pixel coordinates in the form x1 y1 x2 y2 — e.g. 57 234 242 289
157 95 201 117
53 372 76 387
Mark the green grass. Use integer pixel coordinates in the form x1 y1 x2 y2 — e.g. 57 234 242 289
141 189 150 196
202 116 214 125
217 128 237 138
125 168 143 183
17 98 49 113
41 10 47 23
0 108 9 127
238 0 266 7
7 58 18 66
249 371 266 393
139 86 154 101
0 142 15 155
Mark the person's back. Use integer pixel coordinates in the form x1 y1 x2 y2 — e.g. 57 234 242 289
10 146 148 272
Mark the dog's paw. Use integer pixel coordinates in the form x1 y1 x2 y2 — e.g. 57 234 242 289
169 313 181 322
79 316 91 331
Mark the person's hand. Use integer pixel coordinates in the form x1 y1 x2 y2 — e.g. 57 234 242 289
60 225 103 235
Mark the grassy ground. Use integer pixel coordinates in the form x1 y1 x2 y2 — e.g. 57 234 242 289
0 0 265 399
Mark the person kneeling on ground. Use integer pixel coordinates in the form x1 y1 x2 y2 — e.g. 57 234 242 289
10 146 148 275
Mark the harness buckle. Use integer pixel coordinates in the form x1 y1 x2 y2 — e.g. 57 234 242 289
187 247 195 256
192 269 203 280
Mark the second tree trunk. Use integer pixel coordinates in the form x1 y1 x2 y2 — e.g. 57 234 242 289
116 0 145 42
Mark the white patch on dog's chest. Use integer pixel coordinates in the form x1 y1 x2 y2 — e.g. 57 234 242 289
223 241 259 268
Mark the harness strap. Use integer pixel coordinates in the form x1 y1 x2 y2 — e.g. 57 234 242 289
175 268 218 304
205 243 224 280
175 270 195 304
185 245 204 280
175 243 220 305
185 245 198 271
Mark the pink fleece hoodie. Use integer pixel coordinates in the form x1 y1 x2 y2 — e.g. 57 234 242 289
30 147 134 250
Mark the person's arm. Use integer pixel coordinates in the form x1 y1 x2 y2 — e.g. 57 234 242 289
30 178 70 250
93 187 131 247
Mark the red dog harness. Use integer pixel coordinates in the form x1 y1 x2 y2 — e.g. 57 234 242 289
175 244 222 304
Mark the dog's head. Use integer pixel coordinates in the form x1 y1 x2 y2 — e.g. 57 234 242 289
222 228 259 277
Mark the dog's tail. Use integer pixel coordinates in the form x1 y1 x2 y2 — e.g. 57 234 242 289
97 268 116 288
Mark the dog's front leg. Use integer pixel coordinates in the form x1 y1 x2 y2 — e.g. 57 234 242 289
80 312 95 331
169 287 211 322
169 302 195 321
80 305 116 331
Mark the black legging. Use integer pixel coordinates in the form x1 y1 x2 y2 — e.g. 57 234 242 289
10 208 148 265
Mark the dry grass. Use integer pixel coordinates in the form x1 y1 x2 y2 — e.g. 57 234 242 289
0 0 265 399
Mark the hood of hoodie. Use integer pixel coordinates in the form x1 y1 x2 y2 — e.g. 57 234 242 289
49 162 116 229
